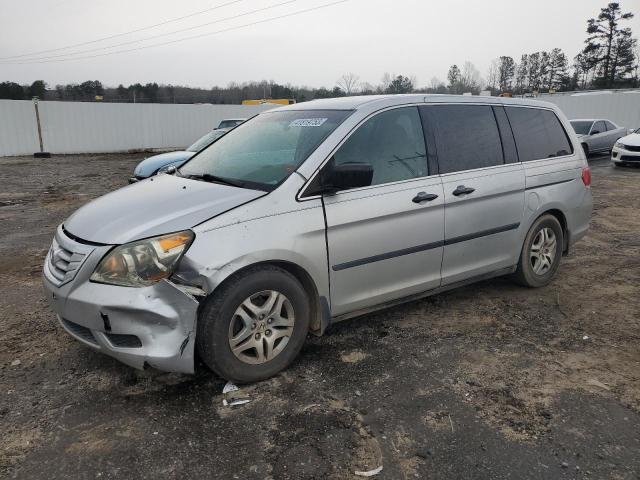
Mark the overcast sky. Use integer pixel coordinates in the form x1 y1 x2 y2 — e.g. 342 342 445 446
0 0 638 89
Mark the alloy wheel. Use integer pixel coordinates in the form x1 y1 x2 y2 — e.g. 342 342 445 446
228 290 295 365
530 227 557 276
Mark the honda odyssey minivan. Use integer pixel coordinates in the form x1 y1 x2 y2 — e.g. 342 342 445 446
43 95 592 382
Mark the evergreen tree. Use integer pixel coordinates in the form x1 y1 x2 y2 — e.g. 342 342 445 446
497 56 515 92
581 2 637 87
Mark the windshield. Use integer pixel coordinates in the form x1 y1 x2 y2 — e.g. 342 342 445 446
218 120 243 129
570 121 593 135
181 110 352 190
187 130 226 152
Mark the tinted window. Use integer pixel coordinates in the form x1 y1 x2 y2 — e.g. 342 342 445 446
333 107 427 186
570 120 593 135
592 121 606 134
506 107 573 161
604 121 616 131
424 105 503 174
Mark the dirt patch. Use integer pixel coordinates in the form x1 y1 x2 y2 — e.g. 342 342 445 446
341 351 369 363
0 155 639 479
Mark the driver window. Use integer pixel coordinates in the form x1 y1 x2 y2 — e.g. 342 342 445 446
333 107 428 186
592 121 606 134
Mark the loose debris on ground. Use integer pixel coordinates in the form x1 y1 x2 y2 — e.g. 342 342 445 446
0 154 638 479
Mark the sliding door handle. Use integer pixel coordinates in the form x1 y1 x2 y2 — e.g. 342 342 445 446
452 185 475 196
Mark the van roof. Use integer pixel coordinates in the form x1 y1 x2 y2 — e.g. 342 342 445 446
268 94 557 112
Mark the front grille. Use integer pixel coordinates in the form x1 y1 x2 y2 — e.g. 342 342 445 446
622 144 640 152
61 318 98 345
620 155 640 162
105 333 142 348
44 227 95 287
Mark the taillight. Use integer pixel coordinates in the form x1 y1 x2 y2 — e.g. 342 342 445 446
581 167 591 187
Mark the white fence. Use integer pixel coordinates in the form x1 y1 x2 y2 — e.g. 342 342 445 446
0 100 275 157
539 90 640 130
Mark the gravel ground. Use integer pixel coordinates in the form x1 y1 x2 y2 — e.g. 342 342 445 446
0 153 639 479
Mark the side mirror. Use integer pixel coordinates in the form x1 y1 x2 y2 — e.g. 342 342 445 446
320 162 373 193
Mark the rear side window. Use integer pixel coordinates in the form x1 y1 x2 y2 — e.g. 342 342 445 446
604 121 616 131
422 105 504 174
506 107 573 161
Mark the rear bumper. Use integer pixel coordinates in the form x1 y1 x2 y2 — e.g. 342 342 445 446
612 146 640 163
566 185 593 249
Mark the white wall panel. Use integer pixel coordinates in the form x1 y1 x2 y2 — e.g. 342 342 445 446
540 91 640 130
0 101 274 156
0 100 41 156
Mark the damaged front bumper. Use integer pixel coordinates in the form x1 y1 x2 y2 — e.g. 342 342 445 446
43 226 200 373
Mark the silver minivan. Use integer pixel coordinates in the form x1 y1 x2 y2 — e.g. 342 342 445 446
43 95 592 382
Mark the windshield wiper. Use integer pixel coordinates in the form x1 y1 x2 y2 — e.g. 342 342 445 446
186 173 245 188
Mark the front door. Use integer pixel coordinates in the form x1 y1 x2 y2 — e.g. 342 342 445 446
590 121 608 152
322 106 445 316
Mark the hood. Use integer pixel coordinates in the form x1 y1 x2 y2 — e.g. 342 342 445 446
64 174 266 244
619 132 640 147
133 151 196 177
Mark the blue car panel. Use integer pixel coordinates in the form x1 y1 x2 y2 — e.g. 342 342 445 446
131 151 196 182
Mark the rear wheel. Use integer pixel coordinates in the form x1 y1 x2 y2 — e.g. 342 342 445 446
514 215 563 288
196 266 310 383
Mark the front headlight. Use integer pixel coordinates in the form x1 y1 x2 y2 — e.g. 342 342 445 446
90 230 194 287
614 142 626 150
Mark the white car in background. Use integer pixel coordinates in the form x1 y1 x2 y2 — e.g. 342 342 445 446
612 128 640 167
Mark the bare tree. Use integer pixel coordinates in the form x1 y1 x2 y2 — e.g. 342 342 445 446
460 61 482 93
486 59 499 93
358 81 376 94
337 73 360 95
428 76 442 90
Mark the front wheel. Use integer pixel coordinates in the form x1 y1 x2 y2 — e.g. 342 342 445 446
514 215 564 288
196 266 310 383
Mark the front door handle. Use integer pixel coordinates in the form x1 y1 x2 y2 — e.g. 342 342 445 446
452 185 475 196
412 192 439 203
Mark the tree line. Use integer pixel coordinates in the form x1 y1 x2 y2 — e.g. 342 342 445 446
1 2 637 103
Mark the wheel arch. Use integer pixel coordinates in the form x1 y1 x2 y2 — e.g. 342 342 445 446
581 142 589 156
543 208 569 253
200 259 328 336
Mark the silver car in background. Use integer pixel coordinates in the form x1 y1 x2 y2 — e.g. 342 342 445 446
570 118 627 156
43 95 592 383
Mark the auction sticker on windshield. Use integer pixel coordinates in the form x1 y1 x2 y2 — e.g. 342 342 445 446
289 118 328 127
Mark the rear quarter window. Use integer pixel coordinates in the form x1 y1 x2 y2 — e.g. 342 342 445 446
506 107 574 161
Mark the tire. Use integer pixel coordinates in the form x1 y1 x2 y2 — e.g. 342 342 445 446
581 143 589 158
513 214 564 288
196 265 310 383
